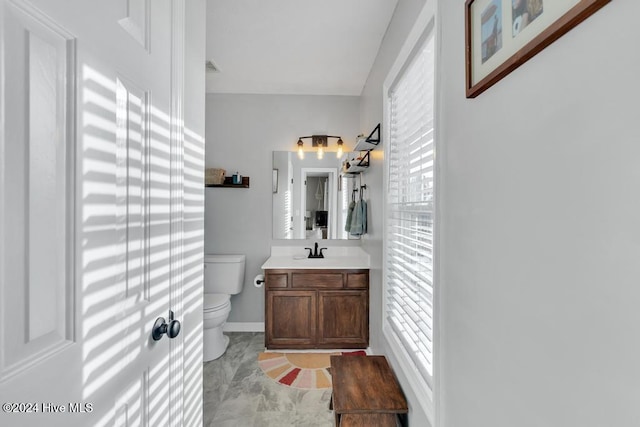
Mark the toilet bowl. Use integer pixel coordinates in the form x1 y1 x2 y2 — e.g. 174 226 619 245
203 254 245 361
203 293 232 361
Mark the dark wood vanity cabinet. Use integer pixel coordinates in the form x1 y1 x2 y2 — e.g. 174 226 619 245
265 269 369 349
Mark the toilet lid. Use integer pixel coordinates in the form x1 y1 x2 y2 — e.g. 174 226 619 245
204 293 231 311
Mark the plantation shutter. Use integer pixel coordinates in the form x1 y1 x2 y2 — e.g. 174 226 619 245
385 34 435 384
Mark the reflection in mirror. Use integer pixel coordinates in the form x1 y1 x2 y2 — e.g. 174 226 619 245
272 151 360 240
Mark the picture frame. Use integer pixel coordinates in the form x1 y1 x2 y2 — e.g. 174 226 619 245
272 169 278 193
465 0 610 98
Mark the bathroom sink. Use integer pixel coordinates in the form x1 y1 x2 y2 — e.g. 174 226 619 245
261 246 370 270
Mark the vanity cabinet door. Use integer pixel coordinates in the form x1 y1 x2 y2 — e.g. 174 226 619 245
266 290 317 348
317 290 369 348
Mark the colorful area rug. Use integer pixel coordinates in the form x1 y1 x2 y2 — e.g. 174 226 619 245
258 351 366 390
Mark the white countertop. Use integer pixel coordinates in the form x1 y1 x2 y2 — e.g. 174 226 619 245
261 246 370 270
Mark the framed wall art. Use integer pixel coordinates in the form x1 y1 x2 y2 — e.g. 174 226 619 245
465 0 611 98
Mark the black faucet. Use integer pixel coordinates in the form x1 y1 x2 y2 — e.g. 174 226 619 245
304 242 327 259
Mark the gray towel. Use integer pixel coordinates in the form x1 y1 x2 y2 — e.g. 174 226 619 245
350 200 363 236
345 200 356 232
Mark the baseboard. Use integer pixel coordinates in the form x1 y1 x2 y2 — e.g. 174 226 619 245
223 322 265 332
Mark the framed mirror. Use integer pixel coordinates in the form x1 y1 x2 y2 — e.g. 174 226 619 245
272 151 361 240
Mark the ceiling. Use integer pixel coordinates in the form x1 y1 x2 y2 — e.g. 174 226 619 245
206 0 399 96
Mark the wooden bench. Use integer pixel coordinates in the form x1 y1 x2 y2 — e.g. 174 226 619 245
339 413 398 427
330 355 408 427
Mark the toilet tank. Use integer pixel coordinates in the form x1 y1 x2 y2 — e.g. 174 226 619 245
203 254 246 295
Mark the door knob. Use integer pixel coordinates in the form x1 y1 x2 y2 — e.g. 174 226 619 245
152 310 181 341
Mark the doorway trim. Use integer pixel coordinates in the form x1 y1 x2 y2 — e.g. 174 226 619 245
300 167 338 240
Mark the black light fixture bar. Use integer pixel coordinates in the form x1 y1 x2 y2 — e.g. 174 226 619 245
296 135 344 159
297 135 343 146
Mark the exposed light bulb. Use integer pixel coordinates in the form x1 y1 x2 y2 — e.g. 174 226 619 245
317 145 324 159
336 138 343 158
297 139 304 159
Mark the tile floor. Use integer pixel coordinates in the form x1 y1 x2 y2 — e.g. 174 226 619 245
203 332 334 427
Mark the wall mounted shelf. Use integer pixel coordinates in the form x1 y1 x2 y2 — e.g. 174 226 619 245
205 176 250 188
342 151 370 175
342 123 380 175
353 123 380 152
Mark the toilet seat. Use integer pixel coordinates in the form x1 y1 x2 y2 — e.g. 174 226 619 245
204 293 230 312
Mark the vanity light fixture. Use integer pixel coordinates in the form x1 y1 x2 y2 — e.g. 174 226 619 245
295 135 344 160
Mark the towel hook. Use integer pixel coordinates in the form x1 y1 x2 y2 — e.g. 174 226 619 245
359 184 367 200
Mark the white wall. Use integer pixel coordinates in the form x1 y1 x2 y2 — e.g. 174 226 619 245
204 94 361 322
438 1 640 426
358 0 431 426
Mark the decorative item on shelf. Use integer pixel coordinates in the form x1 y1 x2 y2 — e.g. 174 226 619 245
232 171 242 184
205 168 226 185
295 134 344 160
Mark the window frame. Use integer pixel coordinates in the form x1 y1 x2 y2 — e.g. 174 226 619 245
381 3 439 424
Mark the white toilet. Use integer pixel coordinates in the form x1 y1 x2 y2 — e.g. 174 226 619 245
203 254 246 361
